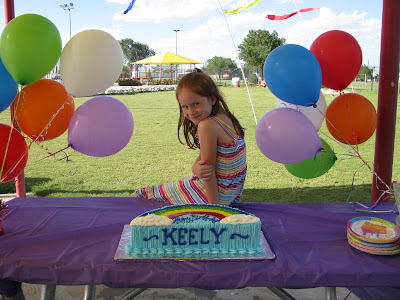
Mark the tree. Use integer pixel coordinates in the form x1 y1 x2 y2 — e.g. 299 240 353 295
119 38 156 78
357 64 373 81
205 56 237 83
121 65 130 78
119 38 156 65
151 65 173 76
238 30 285 77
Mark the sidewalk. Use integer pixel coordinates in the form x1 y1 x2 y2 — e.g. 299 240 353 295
2 195 359 300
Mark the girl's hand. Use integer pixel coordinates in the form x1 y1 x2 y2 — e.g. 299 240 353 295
193 159 215 181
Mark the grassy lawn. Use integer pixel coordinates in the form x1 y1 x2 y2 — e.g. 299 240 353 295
1 81 399 203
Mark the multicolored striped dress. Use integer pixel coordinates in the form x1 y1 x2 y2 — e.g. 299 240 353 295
135 116 247 206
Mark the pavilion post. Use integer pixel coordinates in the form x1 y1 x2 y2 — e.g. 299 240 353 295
371 0 400 202
4 0 26 198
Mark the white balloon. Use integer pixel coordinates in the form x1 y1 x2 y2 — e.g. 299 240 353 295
60 29 124 97
276 91 327 131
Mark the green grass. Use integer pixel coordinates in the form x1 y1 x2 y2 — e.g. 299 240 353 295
1 81 399 204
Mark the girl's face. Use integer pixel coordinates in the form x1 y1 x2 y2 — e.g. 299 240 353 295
178 88 215 125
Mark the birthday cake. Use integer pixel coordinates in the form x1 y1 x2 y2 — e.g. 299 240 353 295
126 204 263 257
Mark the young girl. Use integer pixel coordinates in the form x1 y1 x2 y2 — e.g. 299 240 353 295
135 70 247 206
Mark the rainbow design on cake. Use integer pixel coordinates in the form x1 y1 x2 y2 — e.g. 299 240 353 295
142 204 244 220
126 204 263 258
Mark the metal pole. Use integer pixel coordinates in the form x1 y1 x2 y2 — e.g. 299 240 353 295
60 3 74 39
68 9 72 38
371 0 400 202
173 30 180 80
173 29 180 54
4 0 26 198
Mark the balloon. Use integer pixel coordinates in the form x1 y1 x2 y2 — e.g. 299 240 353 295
0 14 62 85
326 93 377 145
255 108 322 164
68 96 134 157
284 138 337 179
60 29 124 97
15 79 75 141
276 91 327 131
310 30 362 91
0 124 28 183
264 44 322 106
0 57 18 113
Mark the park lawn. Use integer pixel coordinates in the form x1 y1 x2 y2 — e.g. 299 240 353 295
0 82 399 204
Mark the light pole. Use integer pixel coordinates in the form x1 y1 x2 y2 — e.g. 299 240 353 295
173 29 180 54
173 30 180 80
60 3 74 39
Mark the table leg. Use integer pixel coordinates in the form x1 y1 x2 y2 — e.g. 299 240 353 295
84 285 96 300
40 285 56 300
325 287 337 300
2 290 26 300
117 288 147 300
267 287 296 300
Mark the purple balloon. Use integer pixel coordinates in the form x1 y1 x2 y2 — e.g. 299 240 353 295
68 96 134 157
255 108 322 164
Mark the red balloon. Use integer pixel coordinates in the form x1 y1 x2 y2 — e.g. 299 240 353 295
0 124 28 182
310 30 362 91
326 93 376 145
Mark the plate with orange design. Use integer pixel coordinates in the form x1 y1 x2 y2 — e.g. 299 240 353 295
347 216 400 244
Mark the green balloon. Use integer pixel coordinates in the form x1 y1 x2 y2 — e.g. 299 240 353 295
0 14 62 85
284 138 337 179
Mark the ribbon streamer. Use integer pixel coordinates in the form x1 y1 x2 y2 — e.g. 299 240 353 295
267 8 320 20
123 0 136 14
223 0 260 14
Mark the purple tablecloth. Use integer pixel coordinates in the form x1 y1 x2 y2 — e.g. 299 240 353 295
1 197 399 299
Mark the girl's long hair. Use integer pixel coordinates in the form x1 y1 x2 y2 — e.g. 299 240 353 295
177 70 244 149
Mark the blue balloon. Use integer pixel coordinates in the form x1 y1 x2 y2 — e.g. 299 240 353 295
0 56 18 113
264 44 322 106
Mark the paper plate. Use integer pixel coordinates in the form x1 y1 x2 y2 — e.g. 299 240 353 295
347 216 400 244
347 231 400 249
348 237 400 255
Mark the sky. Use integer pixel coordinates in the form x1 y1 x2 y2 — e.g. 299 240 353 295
0 0 384 69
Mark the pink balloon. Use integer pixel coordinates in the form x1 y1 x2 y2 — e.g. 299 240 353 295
255 108 322 164
68 96 134 157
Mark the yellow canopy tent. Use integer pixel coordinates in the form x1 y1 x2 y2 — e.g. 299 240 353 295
131 51 202 81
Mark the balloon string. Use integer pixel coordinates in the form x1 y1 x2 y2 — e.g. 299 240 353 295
11 87 26 125
318 129 357 157
1 94 74 181
0 86 24 180
314 104 360 156
342 93 359 150
39 145 72 162
1 143 75 183
217 0 258 125
30 94 74 143
0 124 15 180
314 102 394 206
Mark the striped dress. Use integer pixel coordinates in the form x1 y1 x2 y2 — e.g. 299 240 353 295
135 116 247 206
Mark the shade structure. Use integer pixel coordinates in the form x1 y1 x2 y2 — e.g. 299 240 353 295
132 52 201 65
131 52 202 80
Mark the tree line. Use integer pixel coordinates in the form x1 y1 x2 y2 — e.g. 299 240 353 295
118 31 372 83
118 30 286 81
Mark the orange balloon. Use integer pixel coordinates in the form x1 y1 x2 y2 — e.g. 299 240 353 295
15 79 75 141
326 93 377 145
